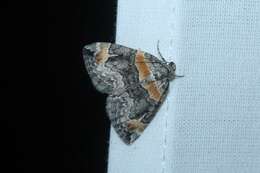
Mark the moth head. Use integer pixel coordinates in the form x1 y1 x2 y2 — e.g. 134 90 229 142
168 62 176 71
167 62 176 80
167 61 184 80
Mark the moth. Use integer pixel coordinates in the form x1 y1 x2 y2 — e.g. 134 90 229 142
83 42 183 144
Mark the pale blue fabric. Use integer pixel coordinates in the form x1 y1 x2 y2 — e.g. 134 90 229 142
108 0 260 173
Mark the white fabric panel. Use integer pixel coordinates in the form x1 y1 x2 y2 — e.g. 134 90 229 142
108 0 260 173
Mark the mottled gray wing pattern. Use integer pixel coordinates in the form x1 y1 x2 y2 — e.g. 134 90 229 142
106 79 169 144
83 42 172 144
83 42 138 95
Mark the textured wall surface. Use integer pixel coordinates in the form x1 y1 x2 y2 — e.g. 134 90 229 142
108 0 260 173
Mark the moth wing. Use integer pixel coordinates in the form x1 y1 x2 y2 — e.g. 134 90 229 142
83 42 173 144
83 42 138 95
106 79 170 144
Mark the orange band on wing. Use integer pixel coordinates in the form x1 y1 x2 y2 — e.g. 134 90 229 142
135 50 161 102
144 81 161 102
95 44 110 64
127 119 145 133
135 51 151 80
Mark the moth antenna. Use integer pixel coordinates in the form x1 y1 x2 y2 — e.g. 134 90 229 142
175 75 184 78
157 40 167 62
